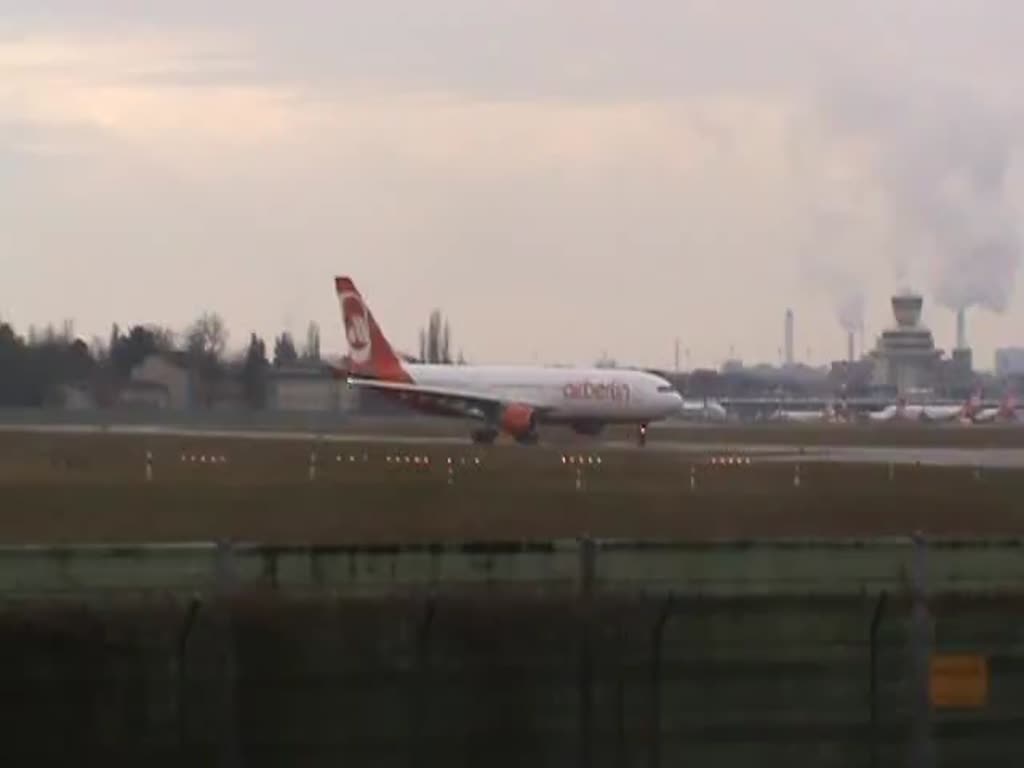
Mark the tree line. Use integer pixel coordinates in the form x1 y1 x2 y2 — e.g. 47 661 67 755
0 307 460 409
0 313 324 409
418 309 464 365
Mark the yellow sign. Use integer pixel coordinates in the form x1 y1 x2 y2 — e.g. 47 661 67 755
930 654 989 709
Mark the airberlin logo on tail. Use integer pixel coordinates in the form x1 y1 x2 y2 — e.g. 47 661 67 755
562 381 631 402
339 290 372 365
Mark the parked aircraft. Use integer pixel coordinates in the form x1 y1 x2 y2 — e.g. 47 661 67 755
866 398 926 423
675 398 729 423
770 401 849 424
867 393 984 424
971 393 1019 424
333 277 683 444
919 393 982 423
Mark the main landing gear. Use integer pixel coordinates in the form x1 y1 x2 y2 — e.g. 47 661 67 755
471 427 498 445
470 427 540 446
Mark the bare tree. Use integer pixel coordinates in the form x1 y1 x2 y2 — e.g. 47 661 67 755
303 322 321 361
273 332 298 367
242 333 269 408
441 318 451 364
185 312 228 361
427 310 440 363
417 309 459 364
149 325 177 352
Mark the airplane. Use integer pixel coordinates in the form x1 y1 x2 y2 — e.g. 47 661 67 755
866 398 926 423
866 393 981 424
919 393 982 423
769 401 848 424
677 397 729 423
970 392 1018 424
332 276 684 445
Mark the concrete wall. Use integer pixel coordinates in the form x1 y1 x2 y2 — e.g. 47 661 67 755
131 355 191 409
2 538 1023 599
268 375 359 413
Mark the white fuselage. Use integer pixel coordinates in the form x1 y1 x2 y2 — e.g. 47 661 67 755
774 409 836 424
868 403 925 423
678 398 728 422
402 363 683 424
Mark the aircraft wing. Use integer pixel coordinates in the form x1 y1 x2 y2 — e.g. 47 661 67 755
346 377 550 421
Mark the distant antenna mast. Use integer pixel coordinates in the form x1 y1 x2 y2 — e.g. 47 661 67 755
784 309 795 367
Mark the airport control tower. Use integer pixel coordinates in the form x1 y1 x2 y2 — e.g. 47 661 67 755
869 292 941 394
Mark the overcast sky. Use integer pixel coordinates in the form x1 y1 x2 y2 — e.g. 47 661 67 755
3 1 1023 369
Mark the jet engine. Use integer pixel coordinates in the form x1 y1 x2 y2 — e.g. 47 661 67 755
500 403 536 437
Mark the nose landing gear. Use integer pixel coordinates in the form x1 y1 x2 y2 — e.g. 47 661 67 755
637 423 648 447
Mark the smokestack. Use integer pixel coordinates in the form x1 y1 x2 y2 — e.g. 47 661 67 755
956 308 967 350
784 309 794 367
847 331 855 363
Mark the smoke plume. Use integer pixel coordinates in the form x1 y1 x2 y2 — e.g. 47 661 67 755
836 290 865 334
822 84 1021 314
797 202 868 335
809 259 865 334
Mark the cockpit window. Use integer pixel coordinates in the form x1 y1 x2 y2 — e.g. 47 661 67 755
657 385 676 393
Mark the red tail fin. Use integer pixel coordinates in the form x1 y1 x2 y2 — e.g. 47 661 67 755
965 391 982 418
1003 392 1018 417
335 277 410 382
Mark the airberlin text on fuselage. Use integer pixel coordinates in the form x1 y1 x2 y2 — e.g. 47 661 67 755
562 381 631 402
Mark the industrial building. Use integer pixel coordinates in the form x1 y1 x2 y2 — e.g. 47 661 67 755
996 348 1024 378
267 364 354 413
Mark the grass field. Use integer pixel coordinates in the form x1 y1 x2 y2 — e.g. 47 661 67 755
2 430 1024 545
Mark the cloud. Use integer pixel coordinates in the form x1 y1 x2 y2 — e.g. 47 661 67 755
819 81 1022 314
0 34 304 171
1 29 802 185
3 2 1024 367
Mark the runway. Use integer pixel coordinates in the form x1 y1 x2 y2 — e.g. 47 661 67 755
5 422 1024 468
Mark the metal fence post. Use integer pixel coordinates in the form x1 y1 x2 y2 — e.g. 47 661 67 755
579 536 597 601
214 539 241 768
650 595 674 768
410 599 436 768
579 536 597 768
177 596 202 754
909 532 935 768
616 620 627 768
870 590 888 768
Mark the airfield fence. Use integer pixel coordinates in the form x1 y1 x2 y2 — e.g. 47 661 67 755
2 538 1023 766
